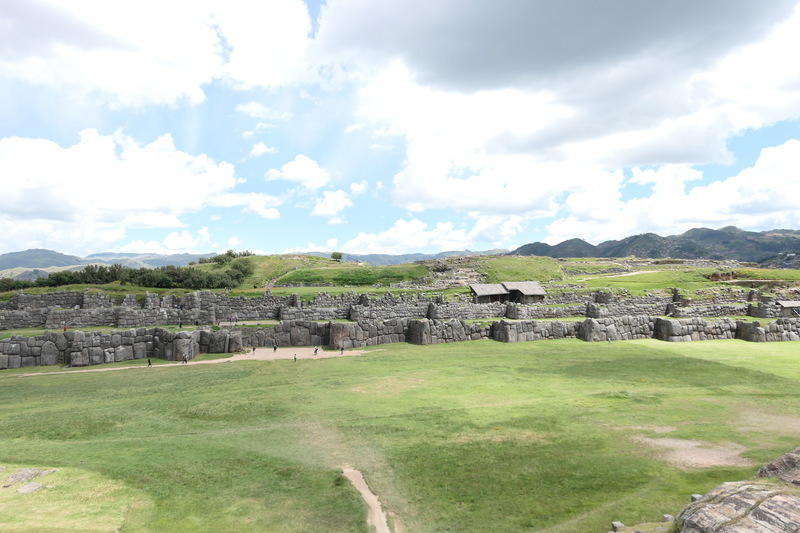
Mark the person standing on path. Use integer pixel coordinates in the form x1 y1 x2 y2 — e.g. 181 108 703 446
147 358 152 367
313 346 318 357
273 340 277 353
293 353 297 362
252 346 256 355
182 355 188 364
340 346 344 355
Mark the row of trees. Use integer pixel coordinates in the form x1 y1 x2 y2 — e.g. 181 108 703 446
196 250 255 265
0 259 255 293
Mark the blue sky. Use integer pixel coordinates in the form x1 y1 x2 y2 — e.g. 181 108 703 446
1 0 800 256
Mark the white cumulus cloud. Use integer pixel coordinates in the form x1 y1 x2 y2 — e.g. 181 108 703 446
266 154 331 190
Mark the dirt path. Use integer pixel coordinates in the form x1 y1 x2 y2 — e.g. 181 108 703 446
342 466 392 533
578 269 660 282
11 347 368 378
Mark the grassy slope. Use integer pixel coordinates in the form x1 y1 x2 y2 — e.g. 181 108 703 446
474 256 565 283
276 263 429 286
2 340 800 531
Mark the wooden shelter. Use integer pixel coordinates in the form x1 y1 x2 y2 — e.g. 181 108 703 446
469 283 509 303
502 281 546 303
776 301 800 317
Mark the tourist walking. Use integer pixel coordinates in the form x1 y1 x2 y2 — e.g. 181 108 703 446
293 353 297 362
273 340 277 353
147 358 152 367
182 355 188 364
340 346 344 355
313 346 318 357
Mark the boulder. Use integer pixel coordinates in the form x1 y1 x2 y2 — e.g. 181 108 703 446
40 341 59 366
208 331 229 353
114 345 134 362
677 481 800 532
757 446 800 485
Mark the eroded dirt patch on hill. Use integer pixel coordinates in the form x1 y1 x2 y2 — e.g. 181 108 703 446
451 428 545 444
633 436 753 469
738 408 800 436
350 373 428 395
341 466 393 533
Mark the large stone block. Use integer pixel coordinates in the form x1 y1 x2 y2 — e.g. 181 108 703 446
115 345 134 362
40 341 59 366
133 342 147 359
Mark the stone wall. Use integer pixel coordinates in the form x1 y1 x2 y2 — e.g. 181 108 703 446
329 319 410 349
577 316 656 341
736 318 800 342
654 317 737 342
14 291 85 310
586 298 671 318
747 302 783 319
490 320 579 342
429 301 507 319
278 306 349 321
407 319 489 344
350 302 429 320
0 327 201 369
505 303 585 319
669 303 748 318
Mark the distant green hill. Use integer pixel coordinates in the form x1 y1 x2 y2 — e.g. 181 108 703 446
0 249 85 270
510 226 800 262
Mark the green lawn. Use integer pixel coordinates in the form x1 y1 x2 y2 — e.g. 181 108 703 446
475 256 565 283
276 263 429 287
580 269 719 295
2 339 799 532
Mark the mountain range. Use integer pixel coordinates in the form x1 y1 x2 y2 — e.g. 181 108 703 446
510 226 800 262
306 249 507 266
0 249 213 280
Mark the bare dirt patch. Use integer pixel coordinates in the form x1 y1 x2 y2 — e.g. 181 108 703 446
633 436 753 469
451 428 545 444
350 374 427 395
341 466 392 533
738 408 800 436
620 425 677 434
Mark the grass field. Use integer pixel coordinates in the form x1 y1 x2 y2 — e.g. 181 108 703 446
2 339 800 532
475 256 565 283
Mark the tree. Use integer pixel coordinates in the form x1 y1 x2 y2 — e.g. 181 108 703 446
331 252 343 262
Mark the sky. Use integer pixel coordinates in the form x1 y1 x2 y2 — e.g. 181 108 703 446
1 0 800 257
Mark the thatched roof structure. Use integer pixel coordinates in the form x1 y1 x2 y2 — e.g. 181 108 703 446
469 283 509 297
502 281 546 296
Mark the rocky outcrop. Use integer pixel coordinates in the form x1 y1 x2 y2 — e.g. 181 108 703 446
676 481 800 532
674 447 800 532
757 447 800 485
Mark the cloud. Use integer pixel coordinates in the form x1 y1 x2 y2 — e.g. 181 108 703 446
341 218 473 254
116 227 215 254
317 0 794 91
227 236 241 248
236 101 292 121
311 189 353 223
543 140 800 244
0 0 314 107
249 141 278 158
335 2 800 228
349 181 367 195
211 192 282 219
0 129 271 253
266 154 330 190
241 122 276 138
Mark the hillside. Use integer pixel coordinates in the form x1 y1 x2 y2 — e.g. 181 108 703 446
0 249 214 280
0 249 84 270
306 249 507 265
510 226 800 262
